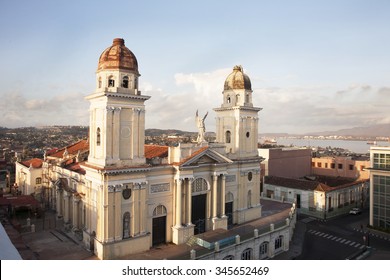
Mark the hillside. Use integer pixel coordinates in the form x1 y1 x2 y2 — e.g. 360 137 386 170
308 124 390 137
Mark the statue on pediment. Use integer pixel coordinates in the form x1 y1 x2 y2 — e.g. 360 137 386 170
196 110 208 144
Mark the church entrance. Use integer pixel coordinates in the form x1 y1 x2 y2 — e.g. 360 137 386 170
192 194 207 235
152 216 166 246
152 205 167 246
225 201 233 228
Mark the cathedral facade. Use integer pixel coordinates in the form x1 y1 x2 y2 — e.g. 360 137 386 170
15 38 289 260
79 38 263 259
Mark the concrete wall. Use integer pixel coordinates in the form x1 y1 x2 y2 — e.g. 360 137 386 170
196 213 296 260
259 148 312 179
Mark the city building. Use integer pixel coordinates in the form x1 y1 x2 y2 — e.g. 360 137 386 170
13 38 297 260
263 175 368 219
312 155 370 180
258 147 312 179
15 158 43 196
368 146 390 230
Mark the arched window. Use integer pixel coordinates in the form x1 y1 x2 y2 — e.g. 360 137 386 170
226 192 234 203
241 248 253 260
275 235 284 252
123 212 130 239
227 96 231 104
122 76 129 88
98 77 102 88
108 76 115 87
245 93 249 103
96 128 101 146
226 131 231 143
153 205 167 217
259 241 269 259
247 190 252 208
192 178 208 194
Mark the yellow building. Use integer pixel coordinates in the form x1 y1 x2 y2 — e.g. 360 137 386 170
311 156 370 179
40 38 266 259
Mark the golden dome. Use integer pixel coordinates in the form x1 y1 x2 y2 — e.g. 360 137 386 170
224 65 251 90
97 38 139 74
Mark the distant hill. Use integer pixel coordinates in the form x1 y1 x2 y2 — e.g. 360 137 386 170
308 124 390 137
260 124 390 138
146 128 196 137
146 128 215 137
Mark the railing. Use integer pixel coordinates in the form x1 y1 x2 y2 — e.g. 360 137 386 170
184 207 297 260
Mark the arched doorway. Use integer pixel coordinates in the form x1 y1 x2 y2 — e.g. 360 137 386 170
152 205 167 246
225 192 234 228
192 178 208 235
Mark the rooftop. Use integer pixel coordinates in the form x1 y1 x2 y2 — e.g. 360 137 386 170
265 175 368 192
20 158 43 168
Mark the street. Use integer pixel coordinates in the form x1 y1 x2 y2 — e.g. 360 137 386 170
298 209 390 260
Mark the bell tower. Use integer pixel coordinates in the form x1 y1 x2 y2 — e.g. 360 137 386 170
214 66 262 160
86 38 150 168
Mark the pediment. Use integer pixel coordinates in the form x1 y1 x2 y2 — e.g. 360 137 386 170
180 148 232 167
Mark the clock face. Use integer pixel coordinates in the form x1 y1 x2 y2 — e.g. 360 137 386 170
122 188 132 200
121 127 131 138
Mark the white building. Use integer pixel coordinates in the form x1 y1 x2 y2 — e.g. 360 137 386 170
264 175 368 219
15 158 44 195
15 38 297 260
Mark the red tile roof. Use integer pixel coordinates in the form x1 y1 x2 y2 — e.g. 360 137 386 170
144 145 168 159
265 175 368 192
265 176 330 191
0 195 40 207
173 146 209 166
20 158 43 168
64 161 86 175
49 139 89 158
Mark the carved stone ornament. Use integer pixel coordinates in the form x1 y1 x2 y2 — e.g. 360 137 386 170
122 187 132 200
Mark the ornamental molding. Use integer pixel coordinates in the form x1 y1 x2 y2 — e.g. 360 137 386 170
150 183 170 194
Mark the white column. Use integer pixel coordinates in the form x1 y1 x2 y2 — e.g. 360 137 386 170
221 175 226 216
175 179 183 227
102 184 108 241
105 107 114 160
139 184 146 234
212 174 218 218
113 107 121 160
64 193 70 223
72 197 80 229
115 186 122 240
134 184 140 235
89 109 95 158
187 179 192 225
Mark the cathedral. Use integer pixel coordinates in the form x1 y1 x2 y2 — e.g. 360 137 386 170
16 38 293 260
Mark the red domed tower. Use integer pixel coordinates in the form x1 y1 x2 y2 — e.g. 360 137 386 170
86 38 150 168
214 65 262 159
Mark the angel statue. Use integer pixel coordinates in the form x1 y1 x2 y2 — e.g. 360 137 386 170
195 110 208 144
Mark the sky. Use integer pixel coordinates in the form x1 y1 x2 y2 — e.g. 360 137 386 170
1 0 390 134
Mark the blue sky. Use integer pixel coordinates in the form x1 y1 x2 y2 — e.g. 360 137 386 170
1 0 390 134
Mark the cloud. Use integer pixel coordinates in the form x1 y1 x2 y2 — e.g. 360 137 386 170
145 70 390 134
145 68 231 131
0 91 89 127
2 71 389 136
378 87 390 96
255 83 390 133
